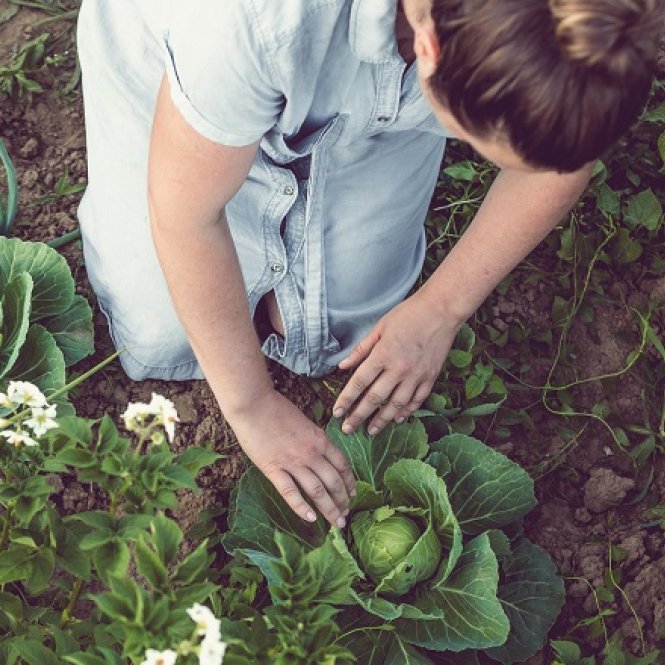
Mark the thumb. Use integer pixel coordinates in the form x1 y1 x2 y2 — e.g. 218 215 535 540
338 327 381 370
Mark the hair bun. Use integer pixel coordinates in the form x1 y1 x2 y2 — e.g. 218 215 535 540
549 0 664 68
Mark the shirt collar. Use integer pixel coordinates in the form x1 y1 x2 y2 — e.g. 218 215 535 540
348 0 399 63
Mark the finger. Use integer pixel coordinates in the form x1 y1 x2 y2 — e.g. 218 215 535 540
338 327 381 371
324 442 357 498
294 466 347 528
368 380 420 436
342 373 398 435
310 458 351 516
333 362 383 422
266 469 317 523
394 383 433 423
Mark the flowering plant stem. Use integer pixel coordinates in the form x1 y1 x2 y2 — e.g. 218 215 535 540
60 577 84 628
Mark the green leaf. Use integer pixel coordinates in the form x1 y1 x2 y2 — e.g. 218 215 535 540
25 548 55 595
484 539 565 663
79 529 115 551
54 416 93 445
92 591 135 623
9 324 65 400
597 183 620 218
41 294 94 366
177 447 222 475
443 161 477 181
64 654 107 665
461 397 506 417
93 540 130 584
448 349 472 368
223 467 329 557
307 529 363 604
150 514 183 565
0 546 31 583
644 101 665 123
430 434 536 534
0 238 74 318
10 639 60 665
135 537 169 589
658 130 665 165
69 511 115 531
0 273 32 379
465 375 485 400
55 448 97 468
327 419 429 490
611 228 643 264
172 539 212 585
396 533 509 651
624 189 662 231
384 636 434 664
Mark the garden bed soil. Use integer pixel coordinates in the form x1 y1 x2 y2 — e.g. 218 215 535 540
1 7 664 662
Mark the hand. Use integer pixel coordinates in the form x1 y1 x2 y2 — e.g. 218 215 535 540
333 291 462 436
227 390 356 527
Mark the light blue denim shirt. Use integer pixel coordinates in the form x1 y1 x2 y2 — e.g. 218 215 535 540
77 0 449 379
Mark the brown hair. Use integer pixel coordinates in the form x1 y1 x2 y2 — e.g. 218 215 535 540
428 0 665 171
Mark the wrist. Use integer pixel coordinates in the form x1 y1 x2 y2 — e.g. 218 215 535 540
414 281 473 331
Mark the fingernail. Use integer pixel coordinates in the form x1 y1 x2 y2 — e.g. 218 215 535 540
333 408 344 418
306 511 316 522
395 416 405 424
337 516 346 528
343 508 350 517
342 422 353 434
368 426 379 436
350 487 357 497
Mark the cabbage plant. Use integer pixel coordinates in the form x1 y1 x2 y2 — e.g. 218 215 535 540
0 237 94 412
223 419 564 664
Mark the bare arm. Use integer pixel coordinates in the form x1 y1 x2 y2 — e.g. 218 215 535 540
334 164 595 433
148 75 355 525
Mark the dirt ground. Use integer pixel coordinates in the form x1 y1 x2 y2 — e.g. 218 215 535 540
1 6 664 662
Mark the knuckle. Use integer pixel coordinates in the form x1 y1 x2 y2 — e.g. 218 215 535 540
331 476 345 493
310 483 327 499
351 377 368 393
281 484 299 498
366 391 386 406
389 398 407 410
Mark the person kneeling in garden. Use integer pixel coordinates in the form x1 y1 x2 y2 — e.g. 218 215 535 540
76 0 663 528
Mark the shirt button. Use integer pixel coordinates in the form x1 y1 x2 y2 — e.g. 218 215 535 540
270 262 284 274
377 116 390 123
283 185 295 196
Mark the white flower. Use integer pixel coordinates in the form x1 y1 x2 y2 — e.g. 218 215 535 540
121 401 156 431
198 635 227 665
7 381 48 408
187 604 219 636
149 393 180 443
0 418 10 428
0 392 13 410
1 429 38 447
140 649 178 665
24 404 58 437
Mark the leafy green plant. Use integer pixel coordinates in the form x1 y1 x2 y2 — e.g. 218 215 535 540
0 237 94 409
0 32 52 96
0 385 225 664
223 419 564 664
0 139 18 236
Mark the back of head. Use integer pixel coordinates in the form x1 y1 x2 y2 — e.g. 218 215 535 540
428 0 665 171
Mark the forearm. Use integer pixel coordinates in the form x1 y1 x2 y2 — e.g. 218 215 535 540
418 164 594 323
149 206 272 417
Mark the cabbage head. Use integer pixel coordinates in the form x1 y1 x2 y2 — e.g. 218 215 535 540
351 510 441 594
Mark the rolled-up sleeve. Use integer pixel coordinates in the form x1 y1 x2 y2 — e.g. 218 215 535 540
162 1 283 146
